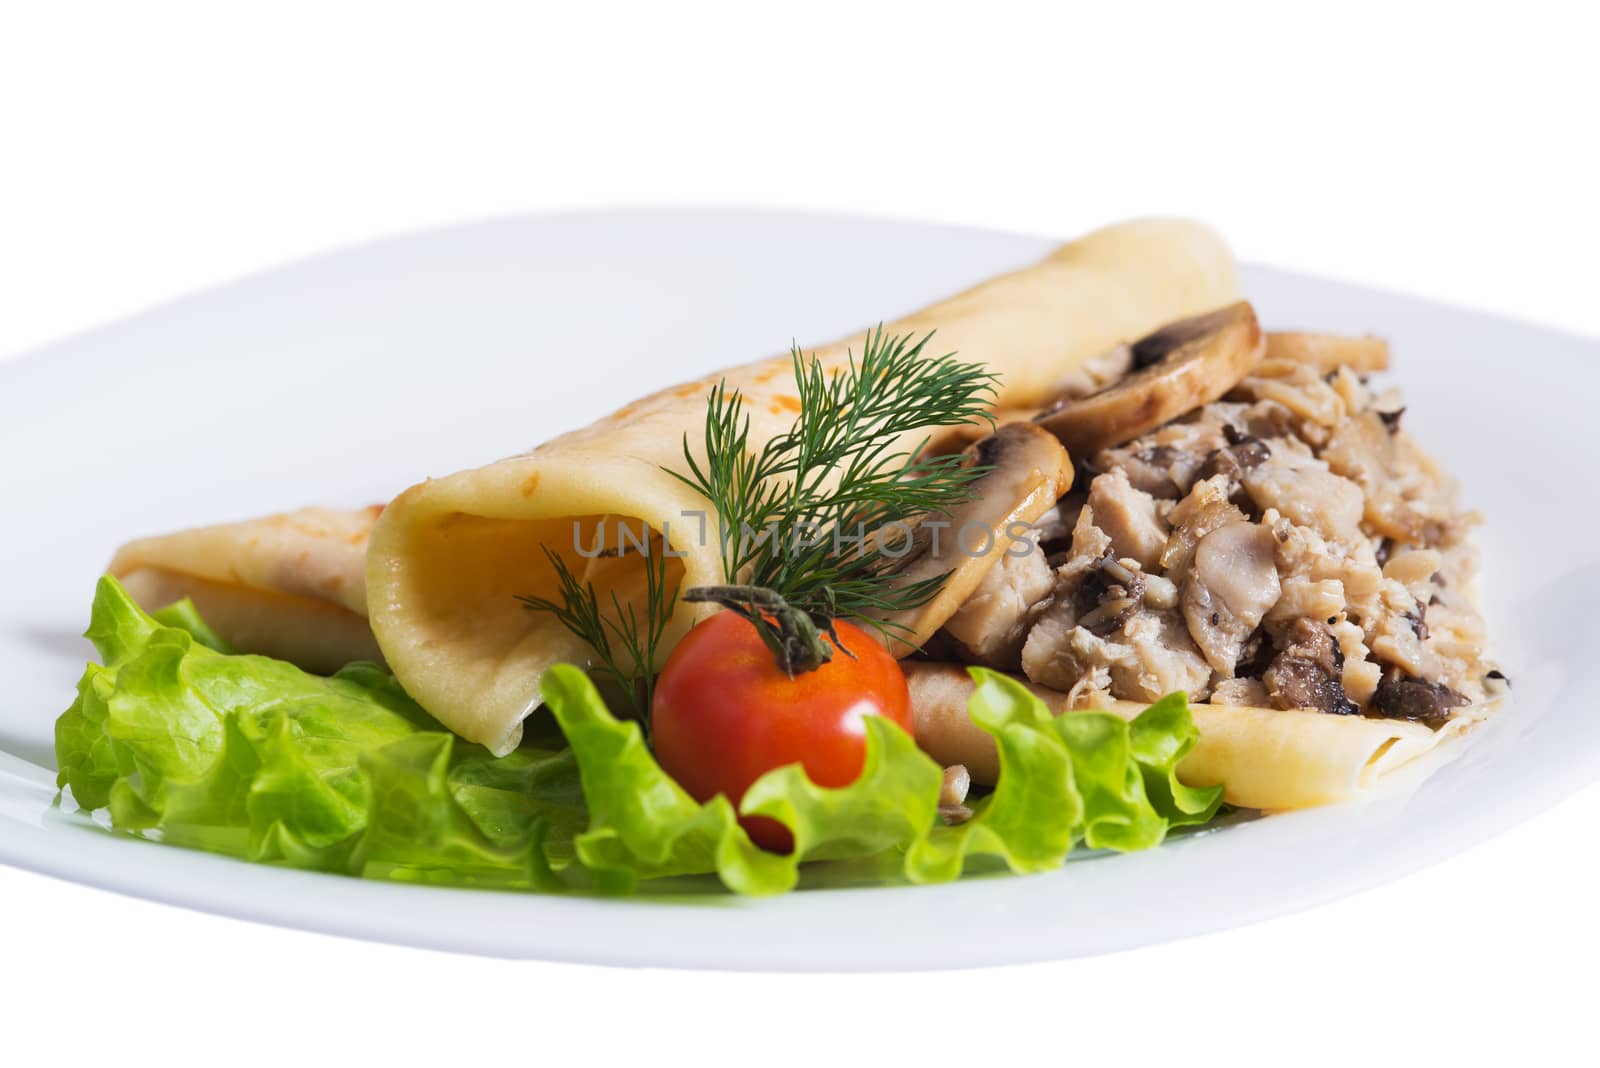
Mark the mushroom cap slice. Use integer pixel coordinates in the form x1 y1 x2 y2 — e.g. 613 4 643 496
866 422 1073 657
1034 301 1265 456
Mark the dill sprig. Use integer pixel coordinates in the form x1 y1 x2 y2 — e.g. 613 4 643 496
671 327 998 640
516 534 677 733
519 326 999 701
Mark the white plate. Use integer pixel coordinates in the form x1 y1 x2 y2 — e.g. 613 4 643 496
1 208 1595 970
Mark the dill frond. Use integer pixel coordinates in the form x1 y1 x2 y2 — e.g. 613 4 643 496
517 532 677 733
670 327 997 635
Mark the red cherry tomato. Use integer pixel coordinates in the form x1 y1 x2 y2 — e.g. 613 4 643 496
650 612 913 852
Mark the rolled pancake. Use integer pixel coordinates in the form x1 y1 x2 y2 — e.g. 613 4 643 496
905 662 1487 810
367 218 1240 753
110 506 384 674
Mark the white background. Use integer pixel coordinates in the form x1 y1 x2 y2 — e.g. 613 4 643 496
2 3 1595 1064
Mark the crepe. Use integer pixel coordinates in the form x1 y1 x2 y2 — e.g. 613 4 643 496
103 216 1488 815
903 662 1486 809
365 218 1242 754
111 506 383 674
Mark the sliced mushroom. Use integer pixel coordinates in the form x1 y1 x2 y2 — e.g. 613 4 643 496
1193 425 1272 484
1159 473 1248 586
1264 655 1360 715
939 764 972 807
1182 521 1282 674
1074 553 1148 636
1370 670 1468 727
868 422 1074 656
929 344 1140 455
1034 301 1265 456
1262 617 1360 715
938 764 974 823
925 405 1045 458
1265 331 1390 375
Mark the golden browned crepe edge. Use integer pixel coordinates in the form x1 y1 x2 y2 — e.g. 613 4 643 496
108 506 383 672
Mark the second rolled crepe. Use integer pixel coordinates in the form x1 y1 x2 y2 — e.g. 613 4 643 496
366 218 1241 754
902 662 1470 809
111 506 384 674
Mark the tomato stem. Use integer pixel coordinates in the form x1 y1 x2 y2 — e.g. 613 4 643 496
681 585 848 676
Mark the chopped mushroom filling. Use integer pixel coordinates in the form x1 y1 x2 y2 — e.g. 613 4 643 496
933 312 1497 728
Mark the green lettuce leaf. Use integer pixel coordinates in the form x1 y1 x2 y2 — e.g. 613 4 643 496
56 577 1223 897
55 576 584 886
151 597 235 653
904 670 1084 882
542 662 946 894
1128 692 1227 828
541 663 1223 894
904 672 1224 879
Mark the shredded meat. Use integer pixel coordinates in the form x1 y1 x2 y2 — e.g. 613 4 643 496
1085 469 1168 570
1211 676 1270 707
1096 421 1228 499
943 536 1055 670
1241 449 1364 541
1019 509 1211 705
1323 409 1459 545
1111 609 1213 702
